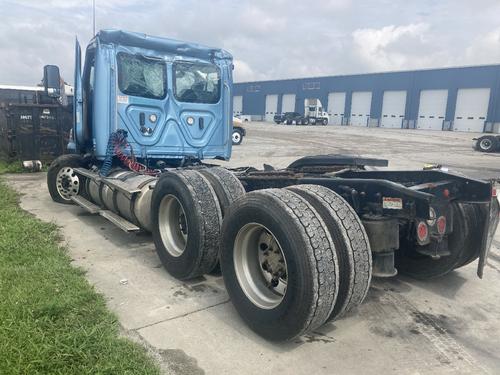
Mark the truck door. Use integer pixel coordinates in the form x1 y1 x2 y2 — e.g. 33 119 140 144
73 39 83 146
171 61 227 150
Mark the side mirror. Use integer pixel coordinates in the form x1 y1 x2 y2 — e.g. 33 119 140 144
43 65 61 98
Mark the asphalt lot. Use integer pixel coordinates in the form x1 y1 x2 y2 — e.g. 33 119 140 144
6 122 500 375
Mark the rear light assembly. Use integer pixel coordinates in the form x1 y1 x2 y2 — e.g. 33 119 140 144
416 221 429 244
436 216 447 235
492 187 497 198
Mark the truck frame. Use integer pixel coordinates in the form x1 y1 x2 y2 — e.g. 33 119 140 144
45 30 499 342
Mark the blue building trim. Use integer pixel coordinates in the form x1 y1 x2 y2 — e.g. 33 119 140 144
233 65 500 128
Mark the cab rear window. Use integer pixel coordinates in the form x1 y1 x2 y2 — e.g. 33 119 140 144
173 62 221 104
117 53 166 100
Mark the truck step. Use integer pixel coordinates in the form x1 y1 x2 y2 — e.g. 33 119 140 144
99 210 140 232
71 194 140 232
70 195 101 214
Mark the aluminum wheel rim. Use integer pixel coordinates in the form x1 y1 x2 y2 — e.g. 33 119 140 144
56 167 79 201
480 139 492 150
232 131 241 143
233 223 288 309
158 195 188 257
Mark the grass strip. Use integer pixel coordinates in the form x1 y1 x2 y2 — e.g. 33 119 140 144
0 179 159 374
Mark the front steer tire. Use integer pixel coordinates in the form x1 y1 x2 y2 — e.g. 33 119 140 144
221 189 339 341
287 185 372 320
47 154 86 204
151 170 222 280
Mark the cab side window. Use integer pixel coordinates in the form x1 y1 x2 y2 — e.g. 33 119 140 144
117 53 166 100
173 62 221 104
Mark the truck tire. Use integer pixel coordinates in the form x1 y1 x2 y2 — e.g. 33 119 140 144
395 202 475 279
475 135 499 153
47 154 86 204
288 185 371 320
232 129 243 145
151 170 222 280
454 201 495 269
198 167 245 216
286 119 292 125
220 189 339 341
302 118 309 125
322 118 328 125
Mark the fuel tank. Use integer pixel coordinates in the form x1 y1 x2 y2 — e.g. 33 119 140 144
85 170 157 232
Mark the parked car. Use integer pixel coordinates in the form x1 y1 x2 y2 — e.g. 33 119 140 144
473 135 500 153
232 117 246 145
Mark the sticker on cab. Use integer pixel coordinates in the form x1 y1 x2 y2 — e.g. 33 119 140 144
117 95 129 104
383 197 403 210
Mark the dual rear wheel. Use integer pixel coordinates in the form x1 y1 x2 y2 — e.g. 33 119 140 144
151 171 372 341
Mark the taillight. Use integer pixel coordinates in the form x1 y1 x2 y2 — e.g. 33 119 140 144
417 221 429 242
436 216 446 235
492 187 497 198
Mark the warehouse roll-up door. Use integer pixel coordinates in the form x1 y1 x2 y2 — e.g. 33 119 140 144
328 92 346 125
265 94 278 122
453 88 490 132
233 96 243 116
417 90 448 130
281 94 296 113
380 91 406 128
350 92 372 126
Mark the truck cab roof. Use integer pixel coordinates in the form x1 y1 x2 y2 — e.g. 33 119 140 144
93 29 233 61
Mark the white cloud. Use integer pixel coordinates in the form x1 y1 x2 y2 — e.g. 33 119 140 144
351 23 435 71
465 27 500 64
233 59 256 82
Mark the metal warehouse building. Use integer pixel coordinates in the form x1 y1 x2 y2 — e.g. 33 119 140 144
233 64 500 133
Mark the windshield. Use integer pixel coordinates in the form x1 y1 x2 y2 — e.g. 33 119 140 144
173 62 221 104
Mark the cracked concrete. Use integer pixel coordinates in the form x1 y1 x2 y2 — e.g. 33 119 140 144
5 123 500 374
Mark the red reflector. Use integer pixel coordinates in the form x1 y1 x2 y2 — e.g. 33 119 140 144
493 187 497 198
417 222 428 242
443 189 450 198
437 216 446 235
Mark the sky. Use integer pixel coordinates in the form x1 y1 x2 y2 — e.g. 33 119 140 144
1 0 500 86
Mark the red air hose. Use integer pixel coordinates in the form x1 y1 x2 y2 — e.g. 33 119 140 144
112 132 160 176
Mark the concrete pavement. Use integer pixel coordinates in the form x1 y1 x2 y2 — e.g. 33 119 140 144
6 123 500 374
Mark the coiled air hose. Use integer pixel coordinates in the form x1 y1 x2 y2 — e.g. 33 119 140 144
100 130 160 177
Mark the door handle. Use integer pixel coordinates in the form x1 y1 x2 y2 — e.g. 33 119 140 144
199 117 204 130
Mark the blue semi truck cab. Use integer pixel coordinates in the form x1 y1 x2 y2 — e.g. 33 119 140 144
67 30 234 163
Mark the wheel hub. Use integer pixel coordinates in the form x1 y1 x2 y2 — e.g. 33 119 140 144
56 167 79 201
480 139 492 149
158 195 189 257
233 223 288 309
258 232 287 290
232 132 241 143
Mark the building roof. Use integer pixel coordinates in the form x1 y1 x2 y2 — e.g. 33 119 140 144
234 63 500 85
